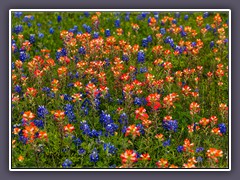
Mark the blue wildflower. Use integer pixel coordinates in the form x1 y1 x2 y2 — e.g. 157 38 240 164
137 50 145 63
163 139 171 147
78 148 86 155
218 123 227 134
90 148 99 163
104 143 117 155
142 38 148 47
14 12 22 18
62 159 72 168
203 12 209 18
33 119 44 128
57 15 62 23
175 12 180 18
177 145 184 153
115 19 120 28
49 27 54 34
197 156 203 163
72 136 82 146
13 25 23 34
37 105 49 118
84 12 90 17
210 41 215 49
196 147 204 153
162 119 178 132
105 29 111 37
14 85 22 93
29 34 35 44
78 46 86 55
38 32 44 38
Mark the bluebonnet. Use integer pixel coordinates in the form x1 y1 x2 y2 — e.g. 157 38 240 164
12 62 15 69
172 19 177 24
13 25 23 34
19 51 27 62
160 28 166 35
90 148 99 163
99 111 118 136
37 23 41 27
12 43 18 53
142 38 148 47
210 41 215 49
15 85 22 93
105 123 118 136
104 143 117 155
197 156 203 163
62 159 72 168
94 97 101 111
177 145 184 153
23 15 34 22
136 124 145 135
180 30 187 37
47 92 55 98
218 123 227 134
122 126 127 134
224 38 228 44
33 119 44 128
63 94 73 101
162 119 178 132
125 14 130 21
64 104 76 123
90 129 102 138
19 134 28 145
134 97 143 106
118 113 128 125
78 46 86 55
109 164 117 168
206 24 211 31
78 148 86 155
84 12 90 17
147 35 152 43
191 42 197 47
72 136 82 146
56 51 61 60
122 54 129 62
99 111 114 126
29 34 35 44
196 147 204 153
14 12 22 18
137 50 145 63
83 24 92 33
80 121 91 135
93 31 99 39
184 14 189 20
38 32 44 38
163 139 171 147
141 12 148 18
175 12 180 18
57 15 62 23
115 19 121 28
105 29 111 37
140 67 148 73
27 22 32 28
37 106 49 118
203 12 209 18
42 87 51 93
104 58 110 67
49 27 54 34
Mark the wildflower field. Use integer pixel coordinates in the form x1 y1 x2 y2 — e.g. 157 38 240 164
11 11 230 169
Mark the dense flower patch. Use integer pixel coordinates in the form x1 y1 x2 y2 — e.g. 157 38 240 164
11 11 229 169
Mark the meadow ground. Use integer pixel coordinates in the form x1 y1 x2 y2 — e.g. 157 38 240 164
11 11 229 169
